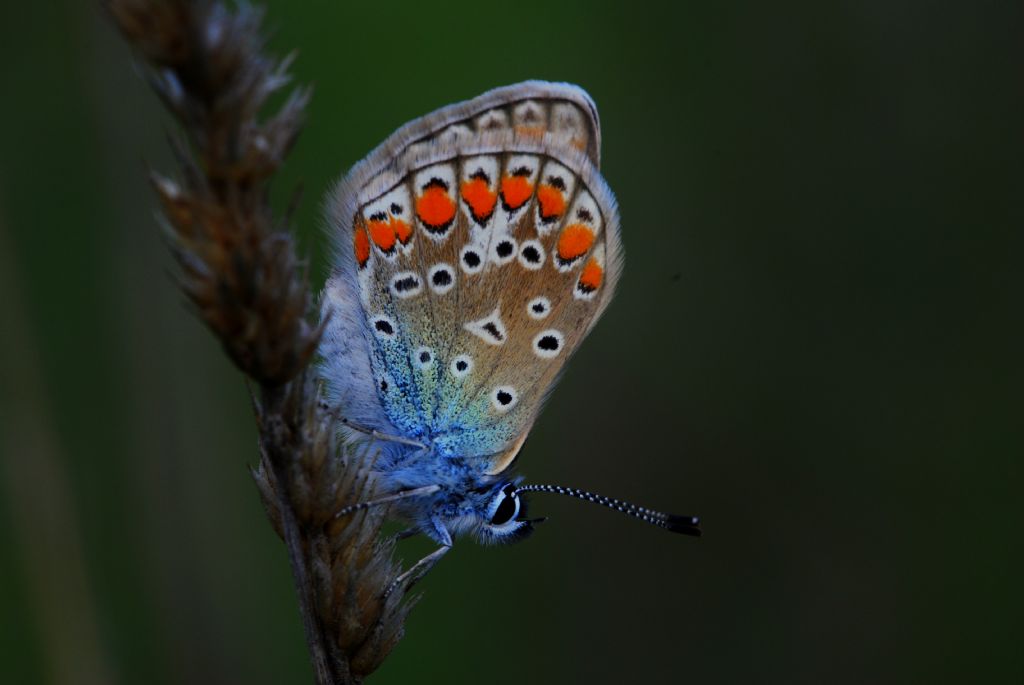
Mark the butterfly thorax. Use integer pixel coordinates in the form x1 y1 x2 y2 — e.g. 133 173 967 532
371 447 509 544
378 444 493 489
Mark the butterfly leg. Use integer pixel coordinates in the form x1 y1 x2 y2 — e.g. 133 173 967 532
340 417 429 449
333 484 441 519
391 526 420 542
427 514 453 547
383 544 450 599
319 401 428 449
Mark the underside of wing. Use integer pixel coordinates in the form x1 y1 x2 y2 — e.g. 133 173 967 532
320 82 622 469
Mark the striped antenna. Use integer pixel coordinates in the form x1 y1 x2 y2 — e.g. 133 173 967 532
515 484 701 536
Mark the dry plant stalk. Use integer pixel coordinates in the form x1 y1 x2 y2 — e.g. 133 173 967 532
106 1 423 682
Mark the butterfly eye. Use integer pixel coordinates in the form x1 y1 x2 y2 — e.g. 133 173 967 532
489 485 520 526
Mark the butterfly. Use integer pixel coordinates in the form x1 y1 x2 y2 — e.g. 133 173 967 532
319 81 699 559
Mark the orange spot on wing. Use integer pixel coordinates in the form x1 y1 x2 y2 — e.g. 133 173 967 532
500 175 533 210
537 184 566 220
416 186 456 228
578 257 603 292
368 219 396 252
460 178 497 221
514 124 546 138
557 223 595 262
354 224 370 267
392 218 413 244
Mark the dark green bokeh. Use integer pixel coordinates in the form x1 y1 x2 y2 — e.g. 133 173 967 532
1 1 1020 683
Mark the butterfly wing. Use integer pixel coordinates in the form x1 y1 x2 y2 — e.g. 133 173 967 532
321 82 621 471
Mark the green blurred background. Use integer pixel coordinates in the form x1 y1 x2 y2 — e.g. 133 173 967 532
1 1 1020 683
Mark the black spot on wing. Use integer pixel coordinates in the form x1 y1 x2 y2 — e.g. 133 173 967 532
432 269 452 287
538 335 559 351
482 322 504 341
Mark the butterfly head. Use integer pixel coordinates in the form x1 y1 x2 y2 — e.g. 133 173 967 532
472 481 541 545
441 478 702 545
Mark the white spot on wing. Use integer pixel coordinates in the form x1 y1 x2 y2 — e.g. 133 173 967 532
362 186 413 257
427 263 456 294
464 306 507 346
450 354 473 378
532 329 564 359
460 156 500 227
489 236 517 265
526 296 551 320
390 271 423 299
491 385 518 412
574 244 605 301
500 155 540 217
554 190 603 273
413 346 434 369
460 245 485 275
414 163 458 242
535 160 576 237
371 314 397 339
438 124 473 144
475 109 509 131
551 102 587 143
512 100 546 128
518 240 545 270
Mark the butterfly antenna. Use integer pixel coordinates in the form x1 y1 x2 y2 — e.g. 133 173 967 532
334 484 441 519
515 484 701 536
